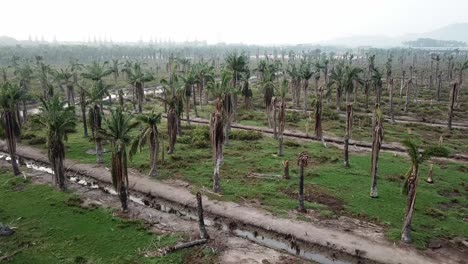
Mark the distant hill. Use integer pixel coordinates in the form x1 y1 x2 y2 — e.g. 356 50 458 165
418 23 468 42
320 23 468 48
403 38 467 48
0 36 19 46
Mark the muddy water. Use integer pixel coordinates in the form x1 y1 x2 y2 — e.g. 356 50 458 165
0 152 367 264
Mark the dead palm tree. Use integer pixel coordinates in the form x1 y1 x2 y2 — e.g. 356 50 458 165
130 110 162 177
0 82 23 176
37 95 76 190
99 107 139 212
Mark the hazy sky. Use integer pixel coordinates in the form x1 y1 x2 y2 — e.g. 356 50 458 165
1 0 467 44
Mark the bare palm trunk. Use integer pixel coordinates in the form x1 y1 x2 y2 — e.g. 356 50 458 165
448 82 457 130
51 142 66 190
80 89 88 138
149 127 159 177
437 74 442 102
278 98 286 156
192 84 198 117
370 105 383 198
344 104 352 168
315 88 323 139
211 101 224 193
389 79 395 124
167 108 177 154
298 153 309 212
401 166 418 243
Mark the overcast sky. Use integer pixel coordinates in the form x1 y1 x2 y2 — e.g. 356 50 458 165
1 0 467 44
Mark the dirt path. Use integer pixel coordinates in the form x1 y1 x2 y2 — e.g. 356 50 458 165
1 141 465 264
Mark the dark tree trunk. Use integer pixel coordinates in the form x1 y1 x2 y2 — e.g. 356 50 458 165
80 88 88 138
401 166 418 243
315 88 323 139
448 82 457 130
4 112 20 176
196 192 209 239
370 105 383 198
344 104 352 168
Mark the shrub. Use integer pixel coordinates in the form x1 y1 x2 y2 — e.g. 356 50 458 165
286 111 301 123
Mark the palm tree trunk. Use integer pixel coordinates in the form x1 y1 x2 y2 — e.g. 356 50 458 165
298 163 305 212
167 108 177 154
52 142 66 190
186 95 191 126
192 84 198 117
93 105 103 164
389 79 395 124
315 89 323 139
303 81 308 113
437 74 442 101
401 167 418 243
4 112 20 176
22 101 28 124
370 107 382 198
448 82 457 130
344 104 352 168
78 86 88 138
149 128 159 177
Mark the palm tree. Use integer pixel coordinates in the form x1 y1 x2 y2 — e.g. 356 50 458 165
159 77 184 154
370 104 384 198
210 93 224 193
400 140 448 243
314 86 324 140
225 52 249 120
52 67 75 109
14 63 33 123
277 79 288 156
127 62 154 113
371 68 383 105
342 65 363 168
111 59 120 84
37 95 76 190
454 60 468 106
262 66 276 129
70 60 87 137
0 82 23 176
130 110 162 177
82 62 113 163
81 61 113 107
300 61 313 113
180 69 198 124
328 62 345 111
99 107 139 212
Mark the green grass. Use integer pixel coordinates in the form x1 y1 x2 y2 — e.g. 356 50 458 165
22 118 468 249
0 172 215 263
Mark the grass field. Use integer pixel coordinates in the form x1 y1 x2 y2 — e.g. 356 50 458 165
20 118 468 249
0 172 216 264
